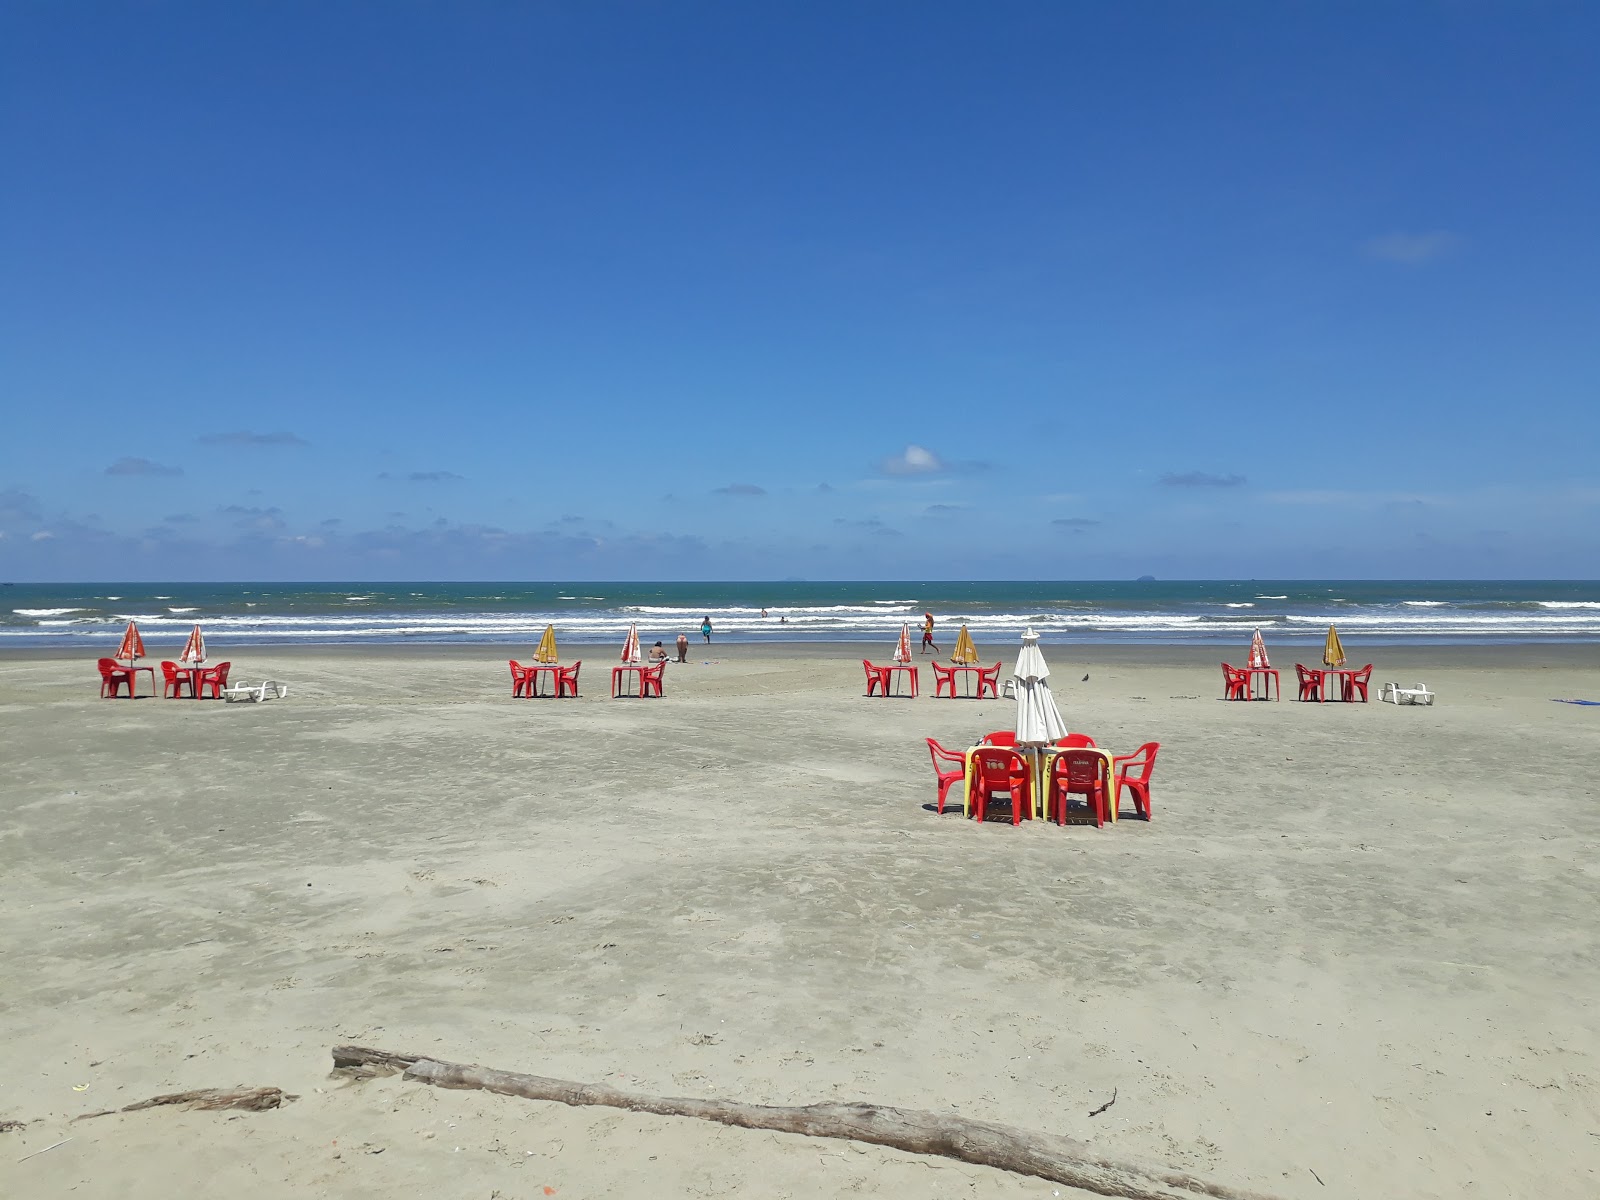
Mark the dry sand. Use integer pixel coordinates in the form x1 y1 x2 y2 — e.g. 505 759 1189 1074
2 642 1598 1198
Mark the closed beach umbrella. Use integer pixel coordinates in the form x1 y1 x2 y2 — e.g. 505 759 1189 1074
534 624 558 664
1013 627 1067 746
1322 625 1346 670
115 620 145 665
1247 627 1270 670
621 623 641 664
894 622 912 664
953 623 978 665
179 623 206 667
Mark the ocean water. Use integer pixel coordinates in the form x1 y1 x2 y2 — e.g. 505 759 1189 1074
4 580 1599 650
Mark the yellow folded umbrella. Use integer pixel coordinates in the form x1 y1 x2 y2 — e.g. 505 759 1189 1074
1322 625 1345 669
952 624 977 665
534 624 558 664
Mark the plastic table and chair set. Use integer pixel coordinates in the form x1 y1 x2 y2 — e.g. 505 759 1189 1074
508 659 668 699
925 731 1158 830
98 658 233 700
864 660 1003 699
1221 662 1376 703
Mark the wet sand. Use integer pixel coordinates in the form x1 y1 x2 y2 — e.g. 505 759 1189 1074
2 642 1598 1198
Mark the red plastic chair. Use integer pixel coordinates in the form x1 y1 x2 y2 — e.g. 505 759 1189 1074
161 660 195 699
981 730 1017 747
862 659 891 696
508 660 532 698
1221 663 1249 701
969 746 1032 825
97 657 134 698
931 661 957 698
557 661 581 698
1111 742 1159 820
641 661 666 698
196 661 231 698
1055 733 1097 749
975 662 1002 699
1343 664 1373 703
925 738 967 814
1047 749 1110 828
1295 664 1325 702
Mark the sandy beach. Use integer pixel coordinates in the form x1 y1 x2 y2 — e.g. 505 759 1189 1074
2 641 1598 1199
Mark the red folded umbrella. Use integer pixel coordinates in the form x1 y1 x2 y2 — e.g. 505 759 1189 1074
116 620 145 665
179 623 206 666
1247 628 1270 670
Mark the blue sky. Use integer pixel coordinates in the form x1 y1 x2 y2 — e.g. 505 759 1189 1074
2 1 1597 581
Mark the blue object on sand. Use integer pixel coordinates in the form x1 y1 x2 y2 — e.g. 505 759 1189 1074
1551 699 1600 706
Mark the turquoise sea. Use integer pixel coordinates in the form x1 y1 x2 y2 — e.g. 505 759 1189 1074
4 580 1599 649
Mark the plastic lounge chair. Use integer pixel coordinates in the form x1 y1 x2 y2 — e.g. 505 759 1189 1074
509 659 533 697
1342 664 1373 702
1382 682 1434 706
975 662 1002 699
1047 749 1110 828
160 660 194 699
556 661 581 698
969 746 1032 825
1055 733 1097 749
931 661 957 698
1111 742 1158 820
862 659 891 696
981 730 1017 747
1295 664 1325 702
195 661 231 699
97 657 135 698
925 738 966 814
641 661 666 698
222 680 288 703
1221 663 1249 701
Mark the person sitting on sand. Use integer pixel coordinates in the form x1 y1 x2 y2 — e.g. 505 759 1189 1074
648 640 668 663
675 633 689 663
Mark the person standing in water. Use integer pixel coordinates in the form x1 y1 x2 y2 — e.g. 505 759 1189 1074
921 611 940 655
701 616 713 644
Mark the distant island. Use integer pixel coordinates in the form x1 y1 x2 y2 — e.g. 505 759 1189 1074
1136 575 1157 582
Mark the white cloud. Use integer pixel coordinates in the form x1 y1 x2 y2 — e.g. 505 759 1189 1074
881 445 944 475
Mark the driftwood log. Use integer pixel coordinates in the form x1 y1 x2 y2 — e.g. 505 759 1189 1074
78 1087 293 1120
331 1045 1280 1200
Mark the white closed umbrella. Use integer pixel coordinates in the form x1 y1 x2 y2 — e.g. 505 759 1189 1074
1013 627 1067 746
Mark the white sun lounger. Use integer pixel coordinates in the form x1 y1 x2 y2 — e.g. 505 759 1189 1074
222 680 289 703
1381 682 1434 705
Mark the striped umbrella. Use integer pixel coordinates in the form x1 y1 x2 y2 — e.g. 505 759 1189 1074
179 623 206 667
1322 625 1346 670
115 620 145 665
952 624 978 665
893 622 912 664
534 624 558 664
621 623 641 664
1247 628 1270 670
